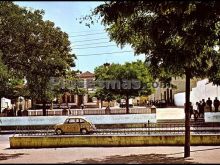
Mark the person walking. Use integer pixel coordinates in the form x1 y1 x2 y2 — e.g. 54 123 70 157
194 102 199 122
189 102 194 118
214 97 220 112
206 97 213 112
200 99 206 118
80 103 84 115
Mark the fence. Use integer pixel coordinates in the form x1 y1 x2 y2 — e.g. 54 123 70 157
27 108 151 116
13 122 220 137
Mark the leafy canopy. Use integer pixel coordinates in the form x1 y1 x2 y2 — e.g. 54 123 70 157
0 2 76 103
94 60 154 98
84 1 220 82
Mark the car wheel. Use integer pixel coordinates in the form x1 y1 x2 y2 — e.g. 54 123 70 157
80 128 88 135
55 129 63 135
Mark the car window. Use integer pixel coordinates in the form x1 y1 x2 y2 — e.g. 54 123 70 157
68 118 76 123
79 119 85 123
64 119 69 124
75 118 80 123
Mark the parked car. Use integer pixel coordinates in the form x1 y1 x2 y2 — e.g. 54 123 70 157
54 116 96 135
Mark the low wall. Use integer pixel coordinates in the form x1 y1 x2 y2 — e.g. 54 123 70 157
1 111 220 129
0 114 156 127
10 135 220 149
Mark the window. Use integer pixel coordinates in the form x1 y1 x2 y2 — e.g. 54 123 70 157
75 118 80 123
64 119 69 124
68 118 76 123
79 119 85 123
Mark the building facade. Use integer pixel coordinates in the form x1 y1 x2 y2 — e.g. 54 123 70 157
148 77 198 105
59 71 99 108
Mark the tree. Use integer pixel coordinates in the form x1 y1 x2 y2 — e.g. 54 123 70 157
0 51 25 113
85 1 220 157
0 2 76 115
92 88 115 108
24 19 76 115
94 60 154 113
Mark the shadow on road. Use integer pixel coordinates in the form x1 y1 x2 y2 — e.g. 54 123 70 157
167 147 220 156
0 153 25 161
70 154 197 164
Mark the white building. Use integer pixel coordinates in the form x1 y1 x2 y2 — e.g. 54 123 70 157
174 78 220 107
1 97 12 112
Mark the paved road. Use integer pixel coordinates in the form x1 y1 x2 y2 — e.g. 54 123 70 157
1 134 220 163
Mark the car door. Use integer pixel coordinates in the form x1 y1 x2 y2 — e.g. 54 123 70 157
73 118 81 133
63 118 78 133
61 119 70 133
79 118 88 130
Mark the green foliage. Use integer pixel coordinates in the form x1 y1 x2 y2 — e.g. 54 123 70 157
92 88 115 102
86 1 220 156
86 1 220 81
0 2 76 105
0 51 24 99
95 60 154 100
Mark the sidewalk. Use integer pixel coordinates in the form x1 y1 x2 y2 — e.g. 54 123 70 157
1 134 220 164
0 145 220 163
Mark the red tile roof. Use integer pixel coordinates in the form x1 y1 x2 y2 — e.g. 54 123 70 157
77 71 94 79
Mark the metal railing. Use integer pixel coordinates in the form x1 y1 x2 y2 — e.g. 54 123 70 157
13 122 220 137
27 107 152 116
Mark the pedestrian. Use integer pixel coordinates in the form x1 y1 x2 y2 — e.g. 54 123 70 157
194 102 199 122
214 97 220 112
62 108 68 115
201 99 206 118
206 97 213 112
22 109 28 116
8 108 14 117
5 106 11 117
68 107 72 115
198 101 202 117
81 103 84 110
105 105 110 115
2 107 8 116
17 109 22 116
189 102 194 118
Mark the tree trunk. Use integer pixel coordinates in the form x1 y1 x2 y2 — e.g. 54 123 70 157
107 101 110 109
43 100 47 116
184 69 191 158
126 94 129 114
51 101 53 110
101 100 103 108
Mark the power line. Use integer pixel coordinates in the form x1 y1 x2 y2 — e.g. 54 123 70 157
73 45 117 50
73 37 109 43
68 29 105 34
69 32 106 37
77 50 133 56
72 41 115 47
